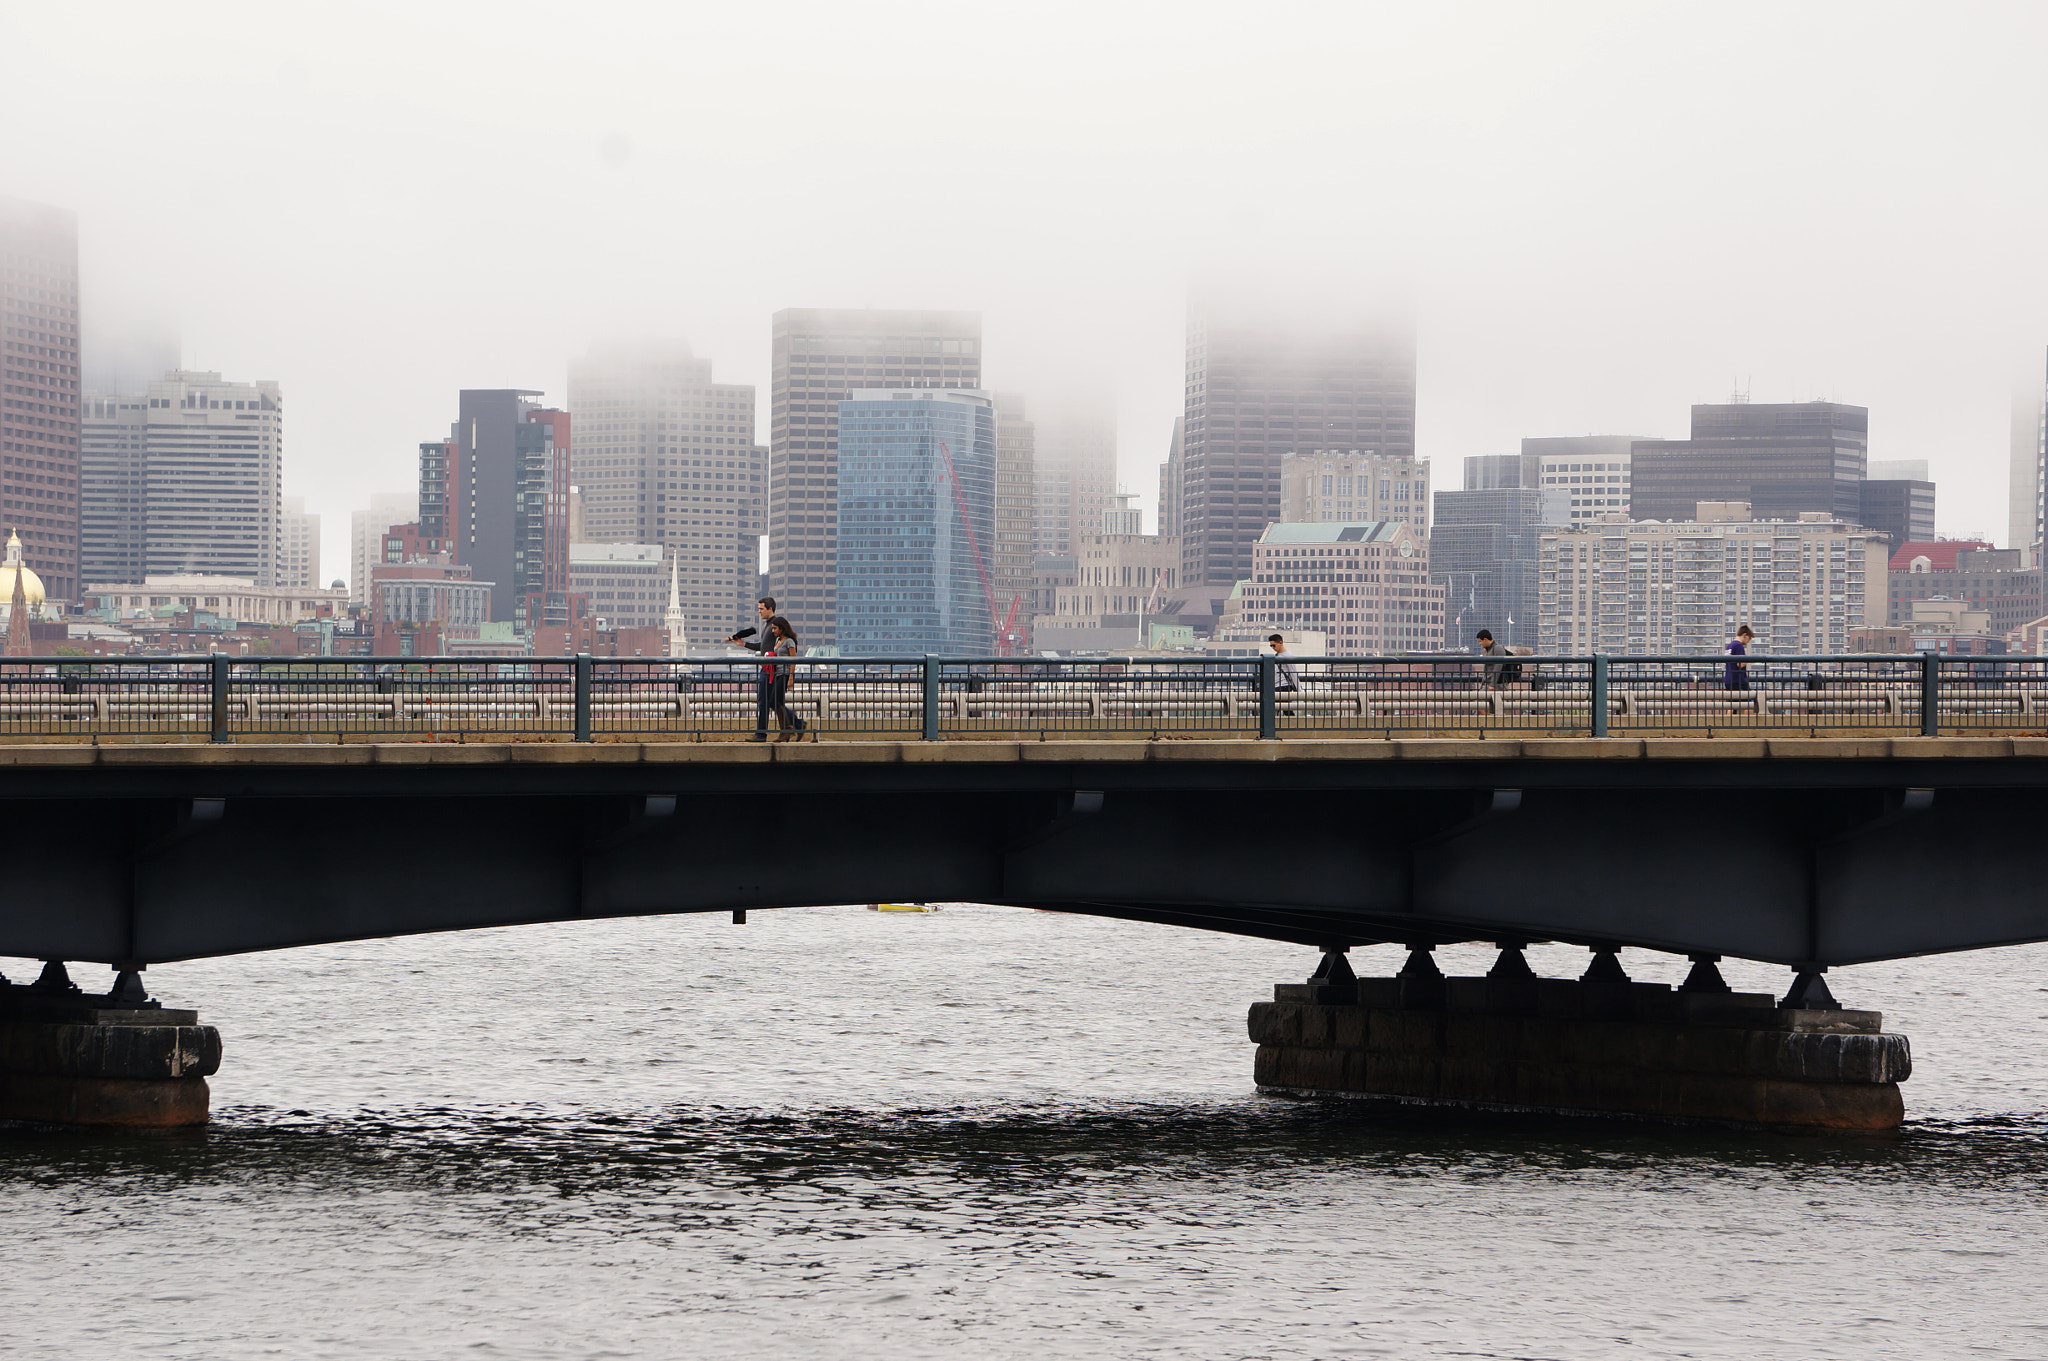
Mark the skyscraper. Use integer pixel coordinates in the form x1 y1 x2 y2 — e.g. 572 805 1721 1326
78 392 146 586
277 496 321 589
1430 475 1567 650
2011 354 2045 552
834 388 995 655
0 195 82 600
1030 395 1118 561
1158 417 1184 554
1179 295 1417 589
768 309 982 649
79 370 283 586
1630 402 1867 525
992 392 1036 645
568 343 765 632
1856 477 1936 550
420 390 570 626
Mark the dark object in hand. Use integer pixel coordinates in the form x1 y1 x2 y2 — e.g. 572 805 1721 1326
729 627 758 641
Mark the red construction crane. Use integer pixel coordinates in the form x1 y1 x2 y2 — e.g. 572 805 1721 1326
933 439 1023 655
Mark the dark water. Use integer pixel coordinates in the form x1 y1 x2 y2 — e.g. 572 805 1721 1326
6 910 2048 1359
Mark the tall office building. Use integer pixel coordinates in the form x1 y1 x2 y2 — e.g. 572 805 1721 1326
1523 436 1645 524
78 391 146 585
569 343 764 632
418 390 570 627
835 389 995 655
769 309 982 649
992 392 1037 640
1158 417 1184 554
80 370 283 586
1631 402 1867 525
1856 478 1936 550
1031 395 1118 560
1179 295 1417 589
1279 449 1431 528
277 496 321 588
351 491 418 606
2011 356 2044 553
1431 471 1568 650
1 195 82 600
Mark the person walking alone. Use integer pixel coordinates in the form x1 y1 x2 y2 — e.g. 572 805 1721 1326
1725 623 1754 691
765 615 809 742
728 596 779 741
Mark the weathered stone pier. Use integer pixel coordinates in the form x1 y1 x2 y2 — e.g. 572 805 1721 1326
0 964 219 1127
1251 947 1910 1131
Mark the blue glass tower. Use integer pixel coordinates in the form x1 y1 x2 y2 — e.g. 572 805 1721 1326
835 390 997 655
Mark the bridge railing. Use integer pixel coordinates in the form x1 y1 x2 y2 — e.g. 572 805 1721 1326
0 652 2037 741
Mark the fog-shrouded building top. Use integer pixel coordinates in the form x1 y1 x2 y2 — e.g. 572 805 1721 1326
568 343 763 639
769 309 983 650
2 195 82 600
1179 295 1416 590
1631 402 1867 525
835 389 995 656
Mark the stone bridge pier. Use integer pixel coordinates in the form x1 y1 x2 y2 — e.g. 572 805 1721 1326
1250 944 1911 1131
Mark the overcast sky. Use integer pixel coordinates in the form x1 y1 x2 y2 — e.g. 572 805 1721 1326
8 0 2047 583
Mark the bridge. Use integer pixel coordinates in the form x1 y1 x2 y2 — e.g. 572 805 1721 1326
1 654 2042 1131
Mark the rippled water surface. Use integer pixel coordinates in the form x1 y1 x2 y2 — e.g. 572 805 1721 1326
6 908 2048 1359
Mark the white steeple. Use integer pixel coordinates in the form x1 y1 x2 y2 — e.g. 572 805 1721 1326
664 550 688 658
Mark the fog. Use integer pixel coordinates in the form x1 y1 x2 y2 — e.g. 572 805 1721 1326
7 0 2047 581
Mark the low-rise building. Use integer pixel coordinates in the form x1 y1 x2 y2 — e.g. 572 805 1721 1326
86 575 348 626
1906 598 2006 655
1887 542 2041 634
568 542 666 632
1537 503 1886 655
370 561 492 641
1234 521 1444 655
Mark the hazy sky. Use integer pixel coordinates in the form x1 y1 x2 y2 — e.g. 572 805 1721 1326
8 1 2048 583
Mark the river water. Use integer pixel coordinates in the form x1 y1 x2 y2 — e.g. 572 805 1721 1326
5 909 2047 1360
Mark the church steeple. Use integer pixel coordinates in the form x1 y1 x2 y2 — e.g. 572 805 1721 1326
3 531 31 658
664 550 688 658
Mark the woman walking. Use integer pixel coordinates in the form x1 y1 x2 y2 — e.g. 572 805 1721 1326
765 616 810 741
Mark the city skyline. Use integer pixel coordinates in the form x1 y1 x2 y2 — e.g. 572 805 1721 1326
9 4 2048 586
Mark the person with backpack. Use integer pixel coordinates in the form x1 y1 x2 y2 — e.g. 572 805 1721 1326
1476 629 1520 688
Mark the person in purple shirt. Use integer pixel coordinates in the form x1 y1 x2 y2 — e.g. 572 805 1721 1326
1724 623 1754 690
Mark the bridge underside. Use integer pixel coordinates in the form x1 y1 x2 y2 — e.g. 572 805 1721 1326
1 741 2045 972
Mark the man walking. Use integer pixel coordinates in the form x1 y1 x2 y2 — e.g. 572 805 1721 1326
1475 629 1520 687
727 596 780 741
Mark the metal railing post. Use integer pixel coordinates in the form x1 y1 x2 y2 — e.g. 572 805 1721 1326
1258 653 1277 740
1590 654 1609 737
922 656 941 741
574 654 593 742
209 653 230 743
1920 651 1939 737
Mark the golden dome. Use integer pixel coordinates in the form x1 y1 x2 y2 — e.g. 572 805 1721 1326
0 531 46 610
